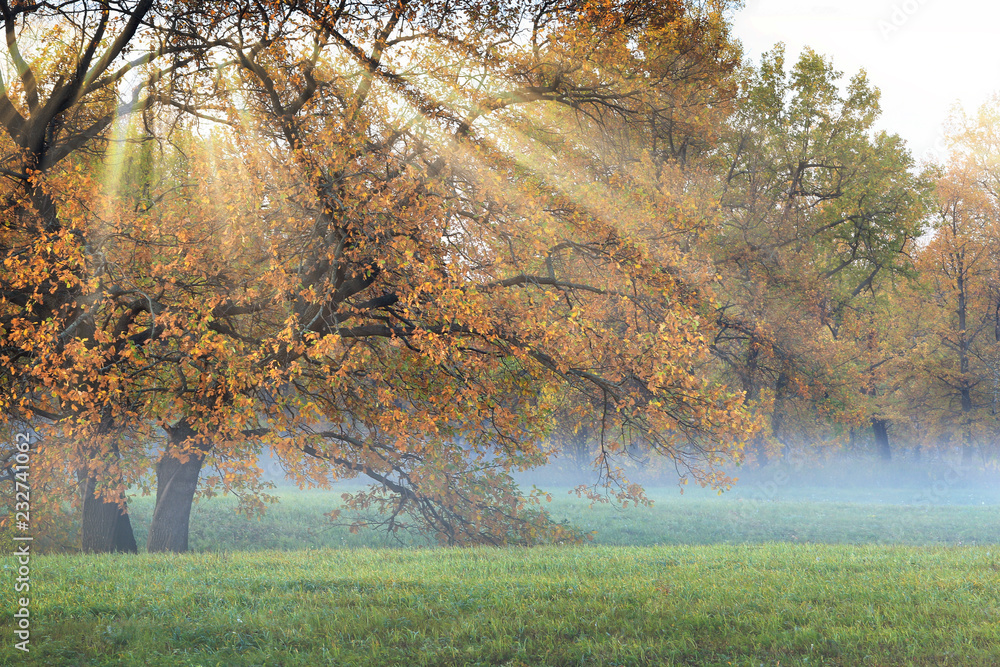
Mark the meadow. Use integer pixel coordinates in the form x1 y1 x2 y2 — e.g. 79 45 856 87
4 469 1000 666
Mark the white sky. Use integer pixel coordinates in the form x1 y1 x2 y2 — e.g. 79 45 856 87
731 0 1000 164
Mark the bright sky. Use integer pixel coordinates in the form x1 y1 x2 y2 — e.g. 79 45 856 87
731 0 1000 164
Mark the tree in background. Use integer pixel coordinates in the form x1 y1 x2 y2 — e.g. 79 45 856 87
897 100 1000 465
710 46 931 464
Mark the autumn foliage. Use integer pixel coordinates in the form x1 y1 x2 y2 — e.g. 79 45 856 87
0 0 759 552
1 1 996 554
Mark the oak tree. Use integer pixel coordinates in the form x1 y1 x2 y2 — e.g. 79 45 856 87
2 0 757 551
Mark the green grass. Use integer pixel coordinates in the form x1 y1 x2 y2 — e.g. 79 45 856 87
6 480 1000 665
4 544 1000 666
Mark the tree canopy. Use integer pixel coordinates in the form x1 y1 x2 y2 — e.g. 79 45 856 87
1 0 759 552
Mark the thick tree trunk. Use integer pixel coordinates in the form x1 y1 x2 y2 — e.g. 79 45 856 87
872 417 891 462
79 423 137 553
147 422 208 553
81 474 138 553
146 454 205 552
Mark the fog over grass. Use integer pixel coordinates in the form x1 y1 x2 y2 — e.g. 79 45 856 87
115 448 1000 553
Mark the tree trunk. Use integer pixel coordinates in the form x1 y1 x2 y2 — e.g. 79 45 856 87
771 371 789 457
79 424 137 553
571 427 592 470
960 386 975 468
742 343 769 466
961 444 975 466
872 417 891 462
956 252 976 469
81 474 138 553
147 422 209 553
959 440 976 466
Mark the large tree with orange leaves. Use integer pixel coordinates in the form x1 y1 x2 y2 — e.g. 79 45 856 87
1 0 756 552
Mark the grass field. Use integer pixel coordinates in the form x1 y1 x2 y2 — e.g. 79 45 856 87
5 474 1000 666
4 544 1000 666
